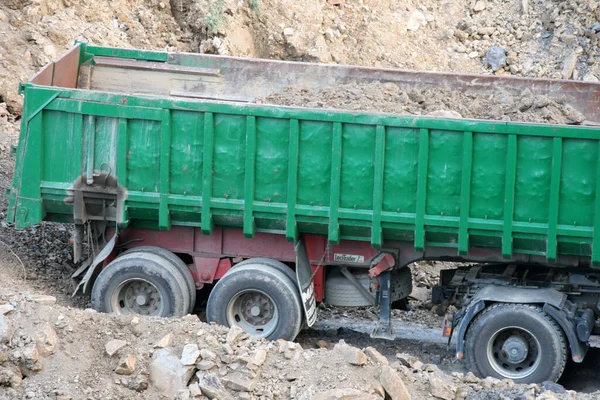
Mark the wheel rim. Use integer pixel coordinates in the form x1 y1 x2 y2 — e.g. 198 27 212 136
486 326 542 380
226 289 279 338
111 278 164 316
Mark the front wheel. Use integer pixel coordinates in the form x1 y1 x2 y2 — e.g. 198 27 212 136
206 264 303 341
465 303 567 383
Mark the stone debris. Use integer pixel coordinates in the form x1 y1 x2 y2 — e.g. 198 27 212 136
311 388 381 400
29 295 56 305
406 11 426 31
429 375 457 400
150 348 196 398
562 52 579 79
105 339 127 357
364 347 389 365
35 323 58 356
0 303 14 315
221 372 256 392
226 325 244 345
379 365 411 400
197 372 233 400
154 333 173 348
180 343 201 365
115 354 136 375
199 348 217 361
262 81 587 126
483 46 507 71
196 360 216 371
333 340 368 366
472 1 486 12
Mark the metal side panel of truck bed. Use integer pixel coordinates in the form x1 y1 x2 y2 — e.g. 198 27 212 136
7 42 600 266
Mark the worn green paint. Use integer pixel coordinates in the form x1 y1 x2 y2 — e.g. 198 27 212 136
7 46 600 266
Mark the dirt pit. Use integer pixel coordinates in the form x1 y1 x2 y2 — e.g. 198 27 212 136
259 82 587 125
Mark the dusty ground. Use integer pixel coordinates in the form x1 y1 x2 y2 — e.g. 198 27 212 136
1 261 599 400
2 0 600 398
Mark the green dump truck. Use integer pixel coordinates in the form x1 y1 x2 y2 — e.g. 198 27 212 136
6 43 600 383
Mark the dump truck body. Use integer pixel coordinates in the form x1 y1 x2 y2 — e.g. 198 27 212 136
8 43 600 266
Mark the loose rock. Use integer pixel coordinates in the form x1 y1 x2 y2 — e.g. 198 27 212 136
407 11 426 31
226 326 244 345
35 323 58 356
29 295 56 305
197 372 233 399
379 365 411 400
181 344 201 365
115 354 136 375
154 333 173 348
472 1 486 12
150 348 195 398
0 304 14 315
222 372 256 392
364 347 388 365
483 46 507 71
105 339 127 357
333 341 368 366
429 375 457 400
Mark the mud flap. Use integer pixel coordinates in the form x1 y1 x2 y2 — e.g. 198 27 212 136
295 236 317 327
72 235 117 296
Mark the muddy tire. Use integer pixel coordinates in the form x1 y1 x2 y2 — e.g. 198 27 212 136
234 257 297 285
232 258 303 337
465 303 567 384
206 264 302 341
121 246 196 312
91 253 188 317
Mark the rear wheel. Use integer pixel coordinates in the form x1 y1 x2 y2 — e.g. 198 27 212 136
234 258 297 285
465 303 567 383
232 258 303 337
206 264 302 341
91 253 189 317
120 246 196 313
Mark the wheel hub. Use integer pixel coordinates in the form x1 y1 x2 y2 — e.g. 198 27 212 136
114 279 162 316
240 292 275 326
487 327 541 380
501 335 529 364
227 289 279 338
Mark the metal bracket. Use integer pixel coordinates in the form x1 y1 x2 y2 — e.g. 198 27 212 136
72 234 117 296
370 270 395 340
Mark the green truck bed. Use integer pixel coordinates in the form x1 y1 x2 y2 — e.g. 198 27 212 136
7 43 600 265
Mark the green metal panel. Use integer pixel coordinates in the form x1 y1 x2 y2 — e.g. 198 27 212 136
9 46 600 267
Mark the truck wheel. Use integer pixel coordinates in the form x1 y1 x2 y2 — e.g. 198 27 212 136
91 253 189 317
234 258 297 285
120 246 196 313
465 303 567 383
232 258 303 337
206 264 302 341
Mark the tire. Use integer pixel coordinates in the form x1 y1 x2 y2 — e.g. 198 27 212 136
325 268 374 307
91 253 188 317
231 258 303 337
233 258 297 285
465 303 567 384
121 246 196 313
206 264 303 341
